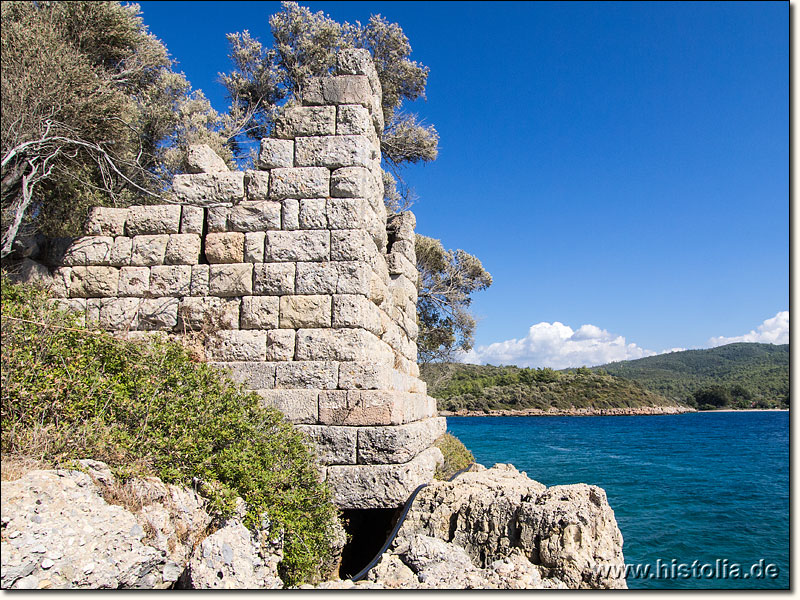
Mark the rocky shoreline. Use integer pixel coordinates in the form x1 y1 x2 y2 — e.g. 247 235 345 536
439 405 696 417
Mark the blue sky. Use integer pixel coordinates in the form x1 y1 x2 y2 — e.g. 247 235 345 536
138 1 788 368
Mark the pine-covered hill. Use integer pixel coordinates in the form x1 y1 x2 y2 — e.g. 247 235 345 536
590 343 789 406
419 363 682 413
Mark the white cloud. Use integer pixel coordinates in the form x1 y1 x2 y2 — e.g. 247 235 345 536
708 311 789 347
460 321 656 369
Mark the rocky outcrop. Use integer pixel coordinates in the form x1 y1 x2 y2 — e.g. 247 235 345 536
364 464 627 589
0 462 284 589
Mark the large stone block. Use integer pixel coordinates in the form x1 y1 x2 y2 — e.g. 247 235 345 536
321 75 372 107
269 167 329 200
319 390 436 427
281 199 300 230
336 105 373 137
227 201 281 232
336 49 381 93
164 234 201 265
149 265 192 297
295 425 357 465
98 297 140 331
205 232 244 264
172 172 245 206
327 197 375 230
275 361 339 390
178 296 240 331
209 361 277 389
63 237 114 266
109 237 132 267
130 234 169 267
279 295 332 329
180 206 205 234
357 418 447 465
85 207 128 236
330 166 373 198
275 106 336 138
331 229 379 262
265 329 295 361
386 252 418 281
126 205 181 236
206 330 266 361
338 361 393 390
118 266 150 297
138 297 179 330
326 447 443 509
244 170 270 201
332 294 382 335
264 230 329 262
244 232 265 263
295 261 370 296
191 264 210 296
186 144 229 173
294 135 373 169
209 263 253 297
207 206 230 233
241 295 279 330
69 266 118 298
298 199 327 230
257 138 294 169
295 328 392 362
255 389 318 424
253 263 295 295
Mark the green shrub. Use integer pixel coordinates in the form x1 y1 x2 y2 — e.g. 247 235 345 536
0 278 337 585
433 432 474 480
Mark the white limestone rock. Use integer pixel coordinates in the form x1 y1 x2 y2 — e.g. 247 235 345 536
85 207 128 236
240 295 279 330
204 232 244 264
275 106 336 138
209 263 253 297
294 135 373 169
130 235 169 267
269 167 329 200
126 205 181 236
172 172 245 206
253 263 295 296
279 295 332 329
186 144 229 174
257 138 294 169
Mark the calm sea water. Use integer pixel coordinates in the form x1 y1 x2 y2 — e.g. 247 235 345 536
446 411 789 589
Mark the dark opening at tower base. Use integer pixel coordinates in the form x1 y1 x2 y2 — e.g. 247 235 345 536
338 508 401 580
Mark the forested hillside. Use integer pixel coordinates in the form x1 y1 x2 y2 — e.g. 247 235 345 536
591 343 789 407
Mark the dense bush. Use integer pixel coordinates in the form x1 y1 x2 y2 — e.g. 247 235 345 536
0 278 337 585
433 433 474 480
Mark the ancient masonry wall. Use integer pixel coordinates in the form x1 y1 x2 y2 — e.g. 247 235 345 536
35 50 444 510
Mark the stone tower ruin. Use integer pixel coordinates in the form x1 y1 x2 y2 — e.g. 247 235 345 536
31 50 445 511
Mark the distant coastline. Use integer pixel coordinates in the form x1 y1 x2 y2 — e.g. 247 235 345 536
439 406 696 418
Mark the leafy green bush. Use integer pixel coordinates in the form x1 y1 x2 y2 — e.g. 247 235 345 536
433 433 474 480
0 279 337 585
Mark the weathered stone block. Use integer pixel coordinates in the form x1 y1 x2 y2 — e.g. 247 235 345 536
275 106 336 138
191 264 210 296
63 237 114 266
322 75 372 106
333 294 382 335
295 425 357 465
227 201 281 232
281 199 300 230
209 361 277 389
98 297 140 331
338 361 393 390
300 77 324 105
295 261 370 295
389 239 416 264
86 298 101 326
327 197 373 230
206 330 266 361
118 266 150 297
390 274 418 306
253 263 295 296
172 172 245 206
336 49 381 92
138 297 179 330
264 230 329 262
269 167 329 200
331 229 378 262
69 266 118 298
130 234 169 267
149 265 191 297
244 232 265 263
319 390 435 427
298 198 327 229
330 166 373 198
357 418 447 465
326 447 442 509
295 328 392 362
279 295 332 329
180 206 205 234
205 232 244 264
386 252 418 281
126 205 181 236
257 138 294 169
164 234 201 265
294 135 373 169
186 144 229 173
336 105 372 136
54 298 86 325
86 207 128 236
209 263 253 297
241 295 279 330
243 170 271 201
207 206 230 233
369 272 388 305
255 390 318 424
275 361 339 390
178 296 240 331
265 329 296 361
109 236 132 267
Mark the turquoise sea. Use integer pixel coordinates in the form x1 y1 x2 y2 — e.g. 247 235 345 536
446 411 789 589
